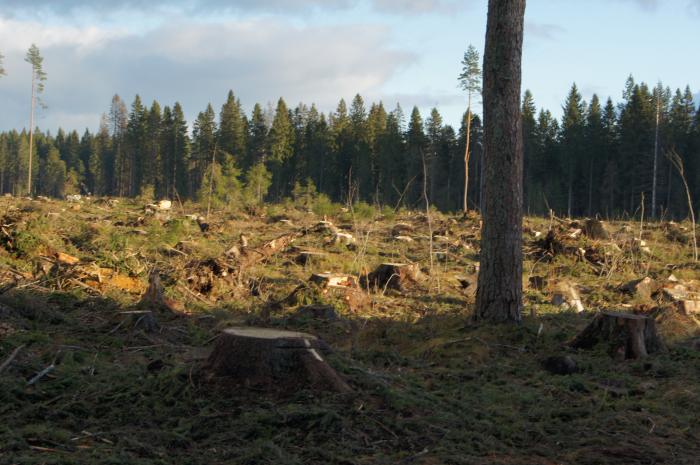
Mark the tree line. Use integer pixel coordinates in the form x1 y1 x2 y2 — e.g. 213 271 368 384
0 77 698 219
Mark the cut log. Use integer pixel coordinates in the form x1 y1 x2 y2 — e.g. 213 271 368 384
206 327 352 394
570 311 664 359
362 263 420 292
237 232 302 270
309 273 357 289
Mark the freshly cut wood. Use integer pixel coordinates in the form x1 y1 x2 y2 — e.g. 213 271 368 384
55 252 80 266
570 311 664 359
456 274 478 298
309 273 357 289
206 327 352 393
550 281 584 313
362 263 420 292
332 232 355 245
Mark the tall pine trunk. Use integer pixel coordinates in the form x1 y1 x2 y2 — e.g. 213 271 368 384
463 97 472 213
27 71 36 196
475 0 526 323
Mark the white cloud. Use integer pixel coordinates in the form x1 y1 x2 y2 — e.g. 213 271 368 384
0 17 415 132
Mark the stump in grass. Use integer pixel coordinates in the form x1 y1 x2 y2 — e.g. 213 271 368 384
206 327 352 394
570 311 664 359
362 263 420 292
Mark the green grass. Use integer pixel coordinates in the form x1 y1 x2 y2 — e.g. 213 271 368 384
0 196 698 464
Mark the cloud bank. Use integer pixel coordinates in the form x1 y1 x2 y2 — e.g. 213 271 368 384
0 16 414 131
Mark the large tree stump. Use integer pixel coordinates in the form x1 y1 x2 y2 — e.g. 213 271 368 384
570 311 664 359
206 327 352 393
362 263 421 292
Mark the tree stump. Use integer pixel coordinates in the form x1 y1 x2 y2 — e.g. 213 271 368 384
582 219 610 240
206 327 352 394
362 263 420 292
570 311 664 359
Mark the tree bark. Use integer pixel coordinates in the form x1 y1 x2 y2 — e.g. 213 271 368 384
474 0 526 323
463 98 472 213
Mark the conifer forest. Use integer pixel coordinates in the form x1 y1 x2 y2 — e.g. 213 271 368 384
1 79 699 219
1 2 699 464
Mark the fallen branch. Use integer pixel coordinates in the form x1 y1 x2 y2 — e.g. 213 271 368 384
0 344 24 374
28 363 55 385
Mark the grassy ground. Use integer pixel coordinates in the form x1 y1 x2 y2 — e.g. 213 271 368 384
0 196 699 465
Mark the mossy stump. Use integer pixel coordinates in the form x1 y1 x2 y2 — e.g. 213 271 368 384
206 327 352 394
570 311 664 359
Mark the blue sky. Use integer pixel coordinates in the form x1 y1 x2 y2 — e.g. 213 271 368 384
0 0 698 133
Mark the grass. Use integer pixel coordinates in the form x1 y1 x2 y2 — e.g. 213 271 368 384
0 196 699 464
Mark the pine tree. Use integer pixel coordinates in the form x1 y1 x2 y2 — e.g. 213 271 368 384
0 51 6 77
25 44 47 196
458 44 482 213
475 0 526 323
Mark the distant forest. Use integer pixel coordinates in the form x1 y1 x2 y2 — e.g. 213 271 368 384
0 75 698 219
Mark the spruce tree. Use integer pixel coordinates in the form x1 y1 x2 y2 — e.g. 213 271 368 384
560 83 585 216
218 90 248 167
268 98 295 198
521 90 537 213
406 106 426 207
0 51 5 77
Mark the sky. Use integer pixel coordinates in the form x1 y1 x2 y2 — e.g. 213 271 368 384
0 0 699 134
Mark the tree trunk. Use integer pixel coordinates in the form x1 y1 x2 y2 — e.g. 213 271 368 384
474 0 526 323
27 71 36 196
463 98 472 213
